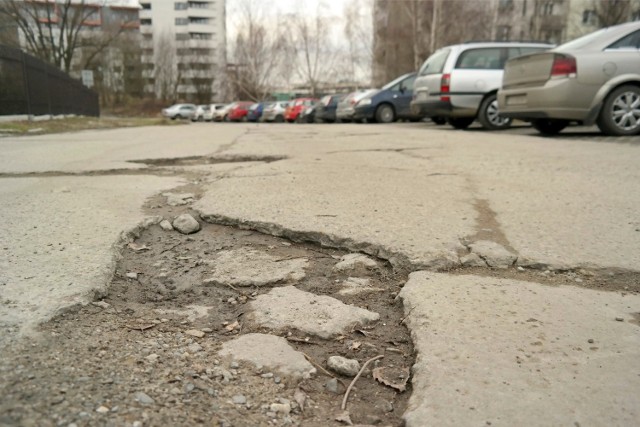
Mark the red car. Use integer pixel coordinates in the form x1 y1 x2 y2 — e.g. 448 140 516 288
227 101 254 122
284 98 317 122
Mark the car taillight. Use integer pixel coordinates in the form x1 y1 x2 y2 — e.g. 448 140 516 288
550 55 577 78
440 73 450 102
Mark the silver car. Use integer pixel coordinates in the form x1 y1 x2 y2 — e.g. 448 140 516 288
262 101 289 122
411 42 552 130
498 21 640 136
161 103 196 120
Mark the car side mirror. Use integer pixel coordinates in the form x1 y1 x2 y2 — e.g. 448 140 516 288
399 85 406 93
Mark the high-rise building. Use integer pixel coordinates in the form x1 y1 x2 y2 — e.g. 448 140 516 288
138 0 226 102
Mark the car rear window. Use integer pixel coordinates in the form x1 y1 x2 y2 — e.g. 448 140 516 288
607 29 640 49
456 48 505 69
419 48 450 75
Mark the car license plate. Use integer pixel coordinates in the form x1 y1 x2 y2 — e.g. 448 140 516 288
506 95 527 106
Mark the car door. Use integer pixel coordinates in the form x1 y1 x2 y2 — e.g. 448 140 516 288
450 48 504 111
396 75 416 116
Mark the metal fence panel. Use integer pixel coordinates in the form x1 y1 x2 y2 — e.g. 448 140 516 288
0 45 99 117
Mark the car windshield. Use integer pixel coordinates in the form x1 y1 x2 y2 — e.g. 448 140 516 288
419 48 450 75
382 75 410 91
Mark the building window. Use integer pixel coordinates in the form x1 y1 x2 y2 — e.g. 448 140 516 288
190 32 212 40
175 2 188 10
140 2 151 9
582 9 597 25
176 33 189 41
176 17 188 25
542 1 554 15
496 25 511 41
140 19 151 25
189 17 209 24
498 0 513 10
189 1 210 9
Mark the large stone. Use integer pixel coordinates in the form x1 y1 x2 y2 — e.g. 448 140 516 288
218 334 316 382
327 356 360 377
163 192 195 206
468 240 517 268
204 247 307 287
172 213 200 234
398 271 640 427
247 286 380 339
333 253 378 274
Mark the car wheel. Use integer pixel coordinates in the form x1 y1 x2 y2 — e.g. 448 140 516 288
596 85 640 136
223 115 229 122
477 94 512 130
275 115 284 123
447 117 474 129
431 116 446 125
531 119 569 135
375 104 395 123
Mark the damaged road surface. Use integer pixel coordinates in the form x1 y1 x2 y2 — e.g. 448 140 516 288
1 123 639 426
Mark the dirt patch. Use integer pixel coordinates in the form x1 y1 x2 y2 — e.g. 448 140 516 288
0 217 413 427
0 117 184 137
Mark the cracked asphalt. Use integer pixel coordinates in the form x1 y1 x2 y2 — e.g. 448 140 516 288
1 122 639 426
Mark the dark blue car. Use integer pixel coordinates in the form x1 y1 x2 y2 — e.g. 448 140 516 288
315 94 346 123
353 72 420 123
246 103 265 122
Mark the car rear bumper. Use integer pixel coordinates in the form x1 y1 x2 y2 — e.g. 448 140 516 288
410 99 477 118
498 79 595 123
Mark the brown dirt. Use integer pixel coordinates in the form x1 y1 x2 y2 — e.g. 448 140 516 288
0 198 414 426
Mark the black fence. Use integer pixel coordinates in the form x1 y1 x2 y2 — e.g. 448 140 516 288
0 45 99 117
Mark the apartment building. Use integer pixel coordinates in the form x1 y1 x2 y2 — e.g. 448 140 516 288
138 0 226 102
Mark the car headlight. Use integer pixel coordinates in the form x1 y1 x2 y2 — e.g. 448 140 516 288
357 99 372 106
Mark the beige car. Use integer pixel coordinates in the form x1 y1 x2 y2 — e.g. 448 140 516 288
498 21 640 136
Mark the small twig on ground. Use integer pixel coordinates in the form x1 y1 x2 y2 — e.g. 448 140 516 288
287 337 317 345
302 352 347 386
341 355 384 410
226 283 242 293
400 306 416 325
125 323 156 331
160 242 182 254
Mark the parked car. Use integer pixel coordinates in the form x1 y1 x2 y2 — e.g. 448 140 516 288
162 103 196 120
262 101 290 122
192 104 225 122
336 89 378 122
284 98 317 122
353 73 421 123
498 21 640 136
212 103 232 122
411 41 553 130
297 101 319 123
227 102 254 122
246 102 265 122
315 94 346 123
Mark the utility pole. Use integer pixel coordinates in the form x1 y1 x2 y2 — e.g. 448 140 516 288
429 0 440 55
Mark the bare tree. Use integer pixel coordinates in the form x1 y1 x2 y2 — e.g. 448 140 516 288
153 31 178 102
291 3 339 96
592 0 639 26
230 0 290 101
343 0 373 83
0 0 132 74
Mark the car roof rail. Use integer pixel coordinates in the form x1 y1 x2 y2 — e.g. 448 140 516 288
462 39 552 44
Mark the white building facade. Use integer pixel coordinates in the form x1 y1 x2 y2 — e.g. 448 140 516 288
139 0 226 102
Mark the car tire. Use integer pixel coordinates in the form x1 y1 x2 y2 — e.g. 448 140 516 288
596 85 640 136
375 104 395 123
447 117 474 129
531 119 569 135
477 94 512 130
275 115 284 123
431 116 446 125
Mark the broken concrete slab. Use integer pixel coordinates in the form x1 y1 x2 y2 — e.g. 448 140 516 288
248 286 380 339
204 247 307 287
218 333 316 382
338 277 383 296
398 271 640 427
459 252 487 268
333 253 378 274
163 192 195 206
468 240 517 268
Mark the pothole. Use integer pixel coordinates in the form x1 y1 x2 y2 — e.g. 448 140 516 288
131 155 287 167
0 220 414 427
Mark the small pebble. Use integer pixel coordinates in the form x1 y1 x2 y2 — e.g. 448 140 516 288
232 394 246 405
615 317 624 322
587 339 594 344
